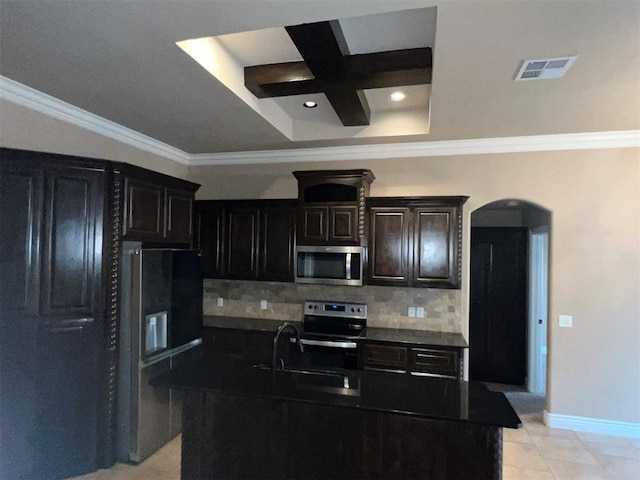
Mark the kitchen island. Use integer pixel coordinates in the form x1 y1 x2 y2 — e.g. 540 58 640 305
153 356 520 480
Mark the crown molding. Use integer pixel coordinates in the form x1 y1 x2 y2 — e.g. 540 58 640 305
2 75 638 167
188 130 640 165
0 75 190 164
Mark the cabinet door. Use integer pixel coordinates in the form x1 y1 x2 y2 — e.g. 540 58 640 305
329 206 358 244
368 208 411 285
165 188 193 244
297 206 328 244
226 208 260 279
0 166 43 316
35 318 99 479
260 204 295 282
409 348 460 379
413 207 460 288
123 177 164 240
41 166 104 317
362 343 408 371
195 205 225 278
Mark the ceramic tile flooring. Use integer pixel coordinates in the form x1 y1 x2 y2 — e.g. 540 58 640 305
72 410 640 480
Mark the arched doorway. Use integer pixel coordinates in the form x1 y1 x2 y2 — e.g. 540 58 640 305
469 199 550 395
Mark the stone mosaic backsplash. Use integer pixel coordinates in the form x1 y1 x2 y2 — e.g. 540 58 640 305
203 279 462 333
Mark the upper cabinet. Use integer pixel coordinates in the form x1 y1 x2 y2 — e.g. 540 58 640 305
194 199 296 282
293 170 375 246
119 164 200 245
368 197 468 289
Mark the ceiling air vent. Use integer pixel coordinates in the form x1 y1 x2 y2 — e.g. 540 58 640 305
515 56 577 81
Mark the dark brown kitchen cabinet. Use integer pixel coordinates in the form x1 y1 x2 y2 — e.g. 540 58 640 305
0 149 109 479
194 203 225 278
361 342 463 379
195 200 296 282
294 170 375 246
123 176 164 240
369 207 411 285
297 205 359 245
298 206 328 243
260 204 296 282
35 318 100 478
121 164 198 245
41 165 105 316
165 188 195 243
226 207 260 279
367 197 467 289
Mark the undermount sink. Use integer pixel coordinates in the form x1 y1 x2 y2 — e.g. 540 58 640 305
252 364 361 396
252 363 343 377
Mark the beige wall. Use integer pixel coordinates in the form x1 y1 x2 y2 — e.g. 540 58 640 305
0 100 189 179
189 148 640 425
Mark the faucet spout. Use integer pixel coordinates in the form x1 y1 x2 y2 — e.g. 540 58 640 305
272 322 303 370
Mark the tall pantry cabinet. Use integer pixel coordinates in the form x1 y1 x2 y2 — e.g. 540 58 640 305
0 148 199 479
1 149 111 479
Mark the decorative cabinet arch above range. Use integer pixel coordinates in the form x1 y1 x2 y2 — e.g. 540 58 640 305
293 169 375 246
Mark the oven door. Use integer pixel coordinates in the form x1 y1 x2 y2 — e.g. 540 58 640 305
295 337 359 370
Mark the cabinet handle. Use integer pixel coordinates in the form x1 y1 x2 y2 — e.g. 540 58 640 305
47 317 94 333
50 326 84 333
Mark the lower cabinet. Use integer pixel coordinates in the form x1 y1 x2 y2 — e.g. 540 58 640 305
35 319 100 478
361 342 463 380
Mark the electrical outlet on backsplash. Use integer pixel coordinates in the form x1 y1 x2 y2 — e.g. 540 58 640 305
202 279 462 333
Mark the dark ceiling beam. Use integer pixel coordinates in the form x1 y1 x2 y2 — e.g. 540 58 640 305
245 48 432 98
285 20 350 78
285 20 371 126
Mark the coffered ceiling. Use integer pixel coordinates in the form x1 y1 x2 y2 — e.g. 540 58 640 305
1 1 639 158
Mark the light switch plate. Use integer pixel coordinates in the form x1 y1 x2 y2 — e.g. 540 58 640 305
416 307 425 318
217 297 224 307
559 315 573 328
260 299 268 310
408 307 416 318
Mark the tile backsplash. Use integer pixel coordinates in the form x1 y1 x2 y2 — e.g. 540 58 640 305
203 279 462 333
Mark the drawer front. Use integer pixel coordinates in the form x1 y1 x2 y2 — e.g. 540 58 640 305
410 348 459 378
363 344 408 370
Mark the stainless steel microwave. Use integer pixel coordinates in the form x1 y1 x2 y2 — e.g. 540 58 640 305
295 245 364 286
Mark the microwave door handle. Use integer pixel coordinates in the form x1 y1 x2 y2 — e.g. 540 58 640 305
346 253 351 280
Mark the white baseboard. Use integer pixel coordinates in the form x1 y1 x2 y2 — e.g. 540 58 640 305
544 411 640 438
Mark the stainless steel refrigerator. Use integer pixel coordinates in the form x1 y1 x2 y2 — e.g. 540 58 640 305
118 242 203 463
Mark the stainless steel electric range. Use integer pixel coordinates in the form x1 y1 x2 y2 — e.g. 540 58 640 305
299 300 367 370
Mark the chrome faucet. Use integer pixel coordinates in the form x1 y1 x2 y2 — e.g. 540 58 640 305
272 322 304 370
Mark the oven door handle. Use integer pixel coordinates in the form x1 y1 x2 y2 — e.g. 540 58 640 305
300 339 358 349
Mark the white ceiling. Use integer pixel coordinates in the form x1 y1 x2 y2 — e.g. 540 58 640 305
1 0 639 156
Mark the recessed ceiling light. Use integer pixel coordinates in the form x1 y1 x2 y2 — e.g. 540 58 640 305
389 91 406 102
303 101 318 108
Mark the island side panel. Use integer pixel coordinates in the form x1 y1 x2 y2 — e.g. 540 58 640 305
182 391 287 479
181 390 503 480
364 413 503 480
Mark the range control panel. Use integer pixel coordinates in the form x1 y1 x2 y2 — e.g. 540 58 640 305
303 301 367 320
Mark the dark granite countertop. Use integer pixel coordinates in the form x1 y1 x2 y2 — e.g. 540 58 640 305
203 315 288 332
152 356 520 429
203 315 468 349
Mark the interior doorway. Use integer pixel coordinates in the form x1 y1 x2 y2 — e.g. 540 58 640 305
469 200 550 394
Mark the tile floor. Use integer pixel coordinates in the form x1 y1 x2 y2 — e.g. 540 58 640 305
72 409 640 480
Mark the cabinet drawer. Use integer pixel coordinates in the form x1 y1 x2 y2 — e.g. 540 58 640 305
363 344 408 370
409 348 458 378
